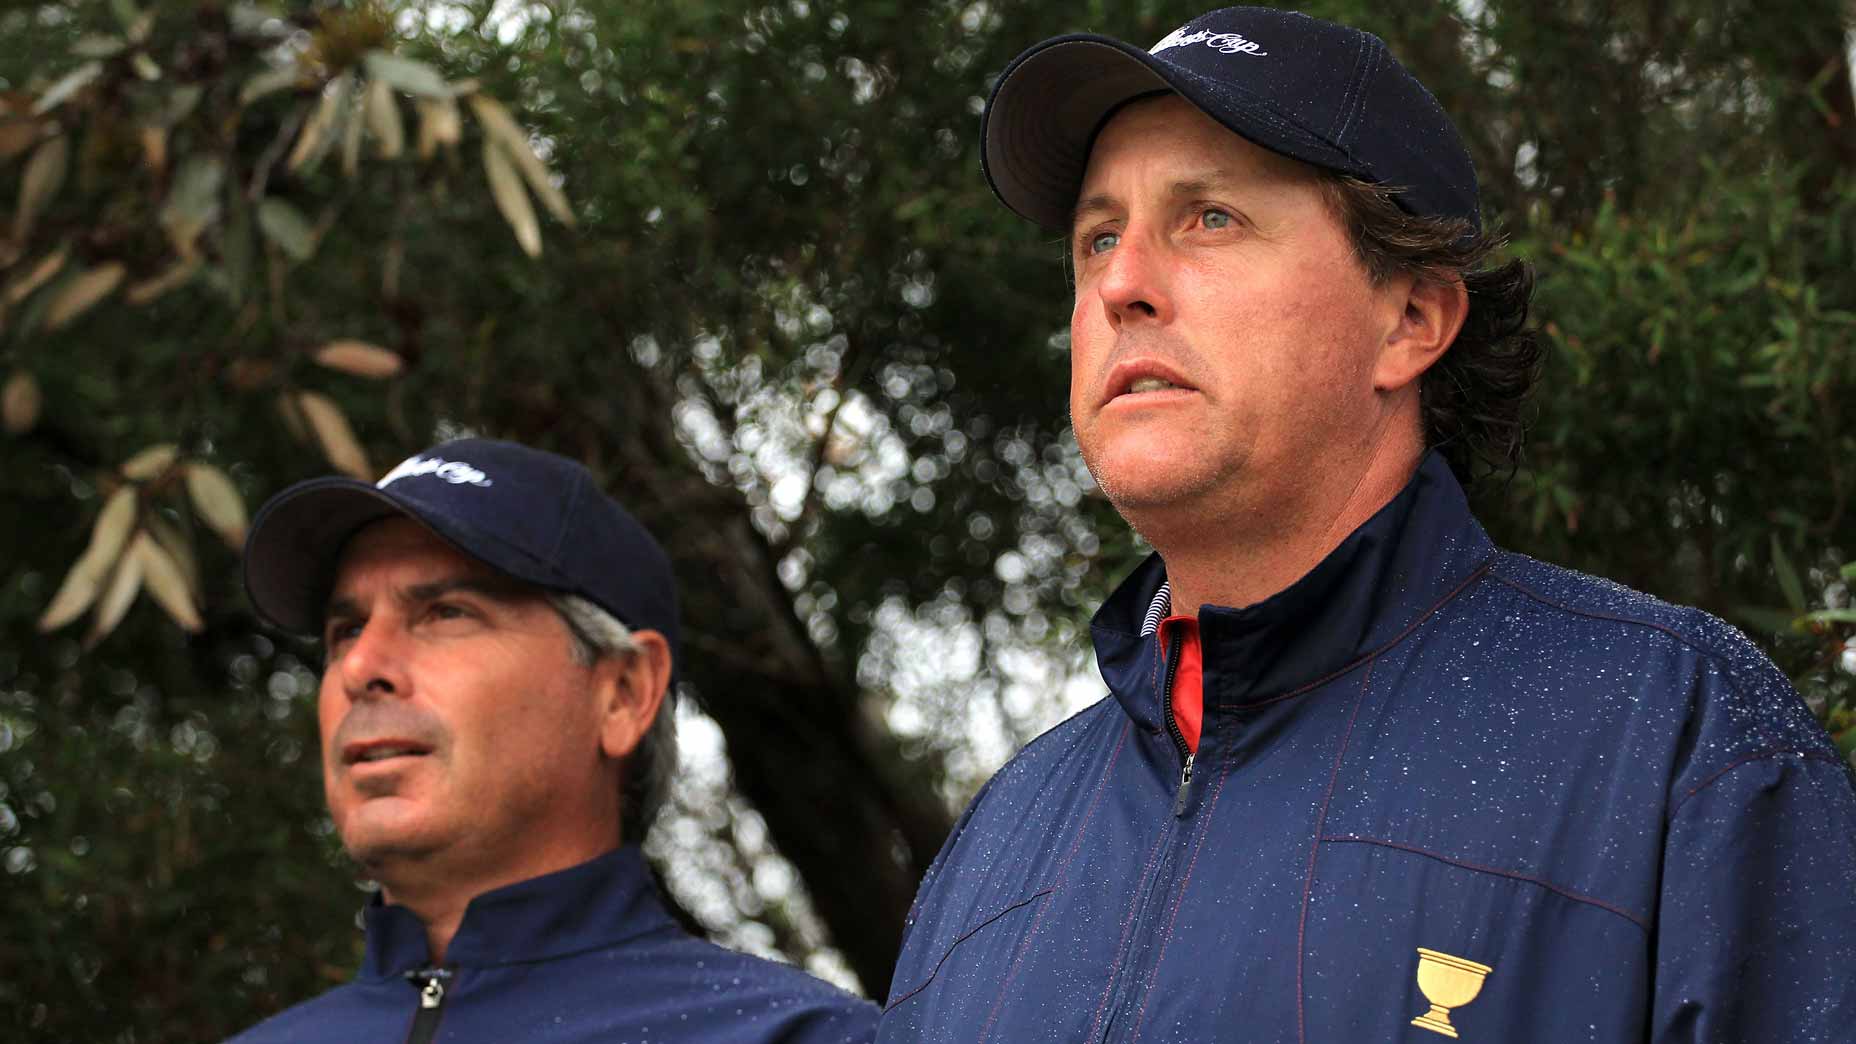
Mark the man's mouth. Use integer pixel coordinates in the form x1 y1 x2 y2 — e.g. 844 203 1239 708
345 742 433 765
1126 377 1182 394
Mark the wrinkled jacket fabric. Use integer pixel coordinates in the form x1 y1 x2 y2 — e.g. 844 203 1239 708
878 455 1856 1044
230 846 877 1044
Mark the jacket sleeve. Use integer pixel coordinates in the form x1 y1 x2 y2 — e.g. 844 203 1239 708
1651 750 1856 1043
776 997 880 1044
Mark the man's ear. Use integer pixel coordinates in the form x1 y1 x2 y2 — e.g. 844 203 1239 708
1374 273 1468 393
595 629 671 761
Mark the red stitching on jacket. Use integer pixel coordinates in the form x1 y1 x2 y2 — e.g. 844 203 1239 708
886 721 1134 1016
1127 750 1237 1037
1487 569 1845 824
972 722 1134 1041
1297 657 1376 1044
1670 748 1844 819
1085 794 1177 1040
1317 834 1649 931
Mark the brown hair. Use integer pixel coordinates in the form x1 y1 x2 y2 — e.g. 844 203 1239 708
1317 174 1543 486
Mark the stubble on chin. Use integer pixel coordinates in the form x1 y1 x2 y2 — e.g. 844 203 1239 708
1078 427 1230 528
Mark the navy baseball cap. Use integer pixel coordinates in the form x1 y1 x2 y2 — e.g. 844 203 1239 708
982 6 1480 232
243 437 678 668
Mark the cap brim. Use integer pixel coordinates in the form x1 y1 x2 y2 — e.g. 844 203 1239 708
982 34 1366 230
244 476 591 637
242 479 415 635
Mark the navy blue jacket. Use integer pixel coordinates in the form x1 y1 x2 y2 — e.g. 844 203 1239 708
878 455 1856 1043
230 846 877 1043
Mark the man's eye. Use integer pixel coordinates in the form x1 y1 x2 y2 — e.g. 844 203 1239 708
428 602 471 621
1200 208 1233 230
1087 230 1119 255
325 621 362 647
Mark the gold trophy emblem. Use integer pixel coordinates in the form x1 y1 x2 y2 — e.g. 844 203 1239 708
1410 947 1493 1038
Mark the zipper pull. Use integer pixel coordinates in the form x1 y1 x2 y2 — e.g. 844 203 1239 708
403 966 453 1044
1171 753 1196 817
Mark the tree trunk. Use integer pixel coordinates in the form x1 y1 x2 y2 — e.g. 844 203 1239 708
533 280 956 1000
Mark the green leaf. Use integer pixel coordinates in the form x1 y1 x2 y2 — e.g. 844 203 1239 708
1840 562 1856 582
31 61 103 115
109 0 140 31
158 154 223 256
362 51 452 99
70 35 127 59
160 85 204 127
1730 606 1804 636
221 197 253 305
256 198 316 262
239 65 302 106
1770 534 1807 613
12 134 68 241
1802 609 1856 626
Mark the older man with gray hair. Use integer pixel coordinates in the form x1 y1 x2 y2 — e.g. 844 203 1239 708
230 437 875 1044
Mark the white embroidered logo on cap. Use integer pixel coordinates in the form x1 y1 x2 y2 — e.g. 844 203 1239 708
1151 28 1268 57
377 455 493 489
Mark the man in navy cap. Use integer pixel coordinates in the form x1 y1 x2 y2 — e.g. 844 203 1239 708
878 8 1856 1042
230 437 876 1043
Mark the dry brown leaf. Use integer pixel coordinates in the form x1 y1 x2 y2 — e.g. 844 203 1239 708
13 134 68 242
0 116 41 161
3 370 41 434
121 442 179 481
37 487 137 632
4 245 69 306
145 514 201 598
312 338 403 379
44 261 126 330
85 536 146 646
287 75 351 173
297 390 371 478
415 95 461 162
364 79 404 159
482 139 540 258
184 462 248 548
275 390 309 443
138 124 167 174
38 547 112 632
125 256 201 304
468 94 574 227
224 358 275 391
135 532 204 632
340 88 365 177
88 486 139 562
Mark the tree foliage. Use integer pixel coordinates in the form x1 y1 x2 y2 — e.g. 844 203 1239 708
1 0 1851 1039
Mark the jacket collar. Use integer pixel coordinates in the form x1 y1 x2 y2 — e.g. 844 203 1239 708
1091 453 1494 728
359 845 674 978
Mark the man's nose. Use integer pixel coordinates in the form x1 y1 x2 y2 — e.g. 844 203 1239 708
1096 231 1172 326
335 617 410 700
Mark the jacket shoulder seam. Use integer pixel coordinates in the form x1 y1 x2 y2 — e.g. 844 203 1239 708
1667 748 1847 819
1487 561 1715 661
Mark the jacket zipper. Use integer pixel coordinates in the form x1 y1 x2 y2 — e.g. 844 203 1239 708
1098 628 1200 1043
403 966 452 1044
1161 629 1195 816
